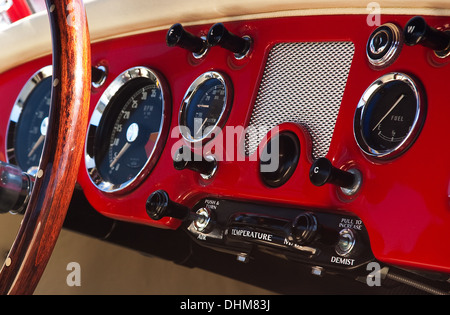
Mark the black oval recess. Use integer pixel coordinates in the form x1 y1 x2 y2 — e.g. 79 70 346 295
259 132 300 188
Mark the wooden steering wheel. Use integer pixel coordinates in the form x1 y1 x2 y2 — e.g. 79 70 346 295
0 0 90 295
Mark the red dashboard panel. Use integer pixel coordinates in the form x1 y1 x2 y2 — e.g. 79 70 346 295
5 0 33 23
0 14 449 273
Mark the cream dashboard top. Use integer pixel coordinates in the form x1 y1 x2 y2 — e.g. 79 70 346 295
0 0 449 74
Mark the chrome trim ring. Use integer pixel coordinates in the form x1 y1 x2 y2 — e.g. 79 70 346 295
234 35 253 60
367 23 403 69
434 30 450 58
85 66 171 194
335 229 356 257
340 168 362 196
6 65 52 169
192 36 209 59
92 64 108 89
354 72 426 160
193 207 212 232
179 71 232 144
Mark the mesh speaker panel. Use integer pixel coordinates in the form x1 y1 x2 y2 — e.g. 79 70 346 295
245 42 355 158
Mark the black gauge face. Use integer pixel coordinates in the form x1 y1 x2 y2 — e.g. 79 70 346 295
8 67 52 173
179 72 231 142
354 73 426 159
86 67 169 193
363 81 416 150
96 82 162 185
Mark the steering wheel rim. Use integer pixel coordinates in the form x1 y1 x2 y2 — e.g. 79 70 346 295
0 0 90 295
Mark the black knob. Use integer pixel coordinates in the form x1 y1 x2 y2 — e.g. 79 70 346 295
288 213 318 245
309 158 355 189
166 23 208 55
0 161 32 214
404 16 450 52
146 190 190 221
173 146 217 177
207 23 251 56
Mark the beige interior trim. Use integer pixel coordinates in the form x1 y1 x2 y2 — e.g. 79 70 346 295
1 0 450 74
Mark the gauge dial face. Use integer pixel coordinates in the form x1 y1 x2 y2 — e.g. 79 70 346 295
179 72 232 143
86 67 170 193
354 73 426 160
7 66 52 173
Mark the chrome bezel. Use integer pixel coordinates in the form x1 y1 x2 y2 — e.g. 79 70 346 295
367 23 403 69
234 35 253 60
179 71 232 144
92 64 108 89
85 66 171 194
335 229 356 257
434 30 450 58
6 65 52 168
193 207 212 232
354 72 426 160
192 36 209 59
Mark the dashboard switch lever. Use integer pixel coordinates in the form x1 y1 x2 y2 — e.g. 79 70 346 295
166 23 208 55
404 16 450 52
207 23 251 57
309 158 356 190
173 146 217 179
146 190 214 232
146 190 190 221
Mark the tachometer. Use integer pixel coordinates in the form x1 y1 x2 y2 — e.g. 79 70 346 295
179 71 232 143
85 67 171 193
354 73 426 160
7 66 52 173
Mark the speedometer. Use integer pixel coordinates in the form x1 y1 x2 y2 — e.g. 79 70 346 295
179 71 232 143
85 67 171 193
7 66 52 173
354 73 426 160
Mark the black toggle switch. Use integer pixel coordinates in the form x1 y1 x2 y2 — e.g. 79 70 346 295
309 158 356 190
207 23 251 57
146 190 190 221
173 146 217 178
404 16 450 52
166 23 208 55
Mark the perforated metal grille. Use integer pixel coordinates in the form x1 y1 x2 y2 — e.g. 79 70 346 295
245 42 355 158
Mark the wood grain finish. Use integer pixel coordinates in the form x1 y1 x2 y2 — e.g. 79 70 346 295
0 0 91 295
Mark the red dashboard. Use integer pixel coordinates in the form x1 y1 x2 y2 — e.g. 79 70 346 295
1 14 449 278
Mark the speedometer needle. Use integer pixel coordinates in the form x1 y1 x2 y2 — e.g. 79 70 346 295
28 117 49 158
372 94 405 132
110 142 131 168
110 123 140 168
195 118 208 136
28 135 45 158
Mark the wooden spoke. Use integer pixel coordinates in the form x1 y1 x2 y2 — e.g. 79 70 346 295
0 0 91 295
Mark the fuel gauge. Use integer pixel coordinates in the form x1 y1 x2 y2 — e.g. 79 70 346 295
354 73 426 160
